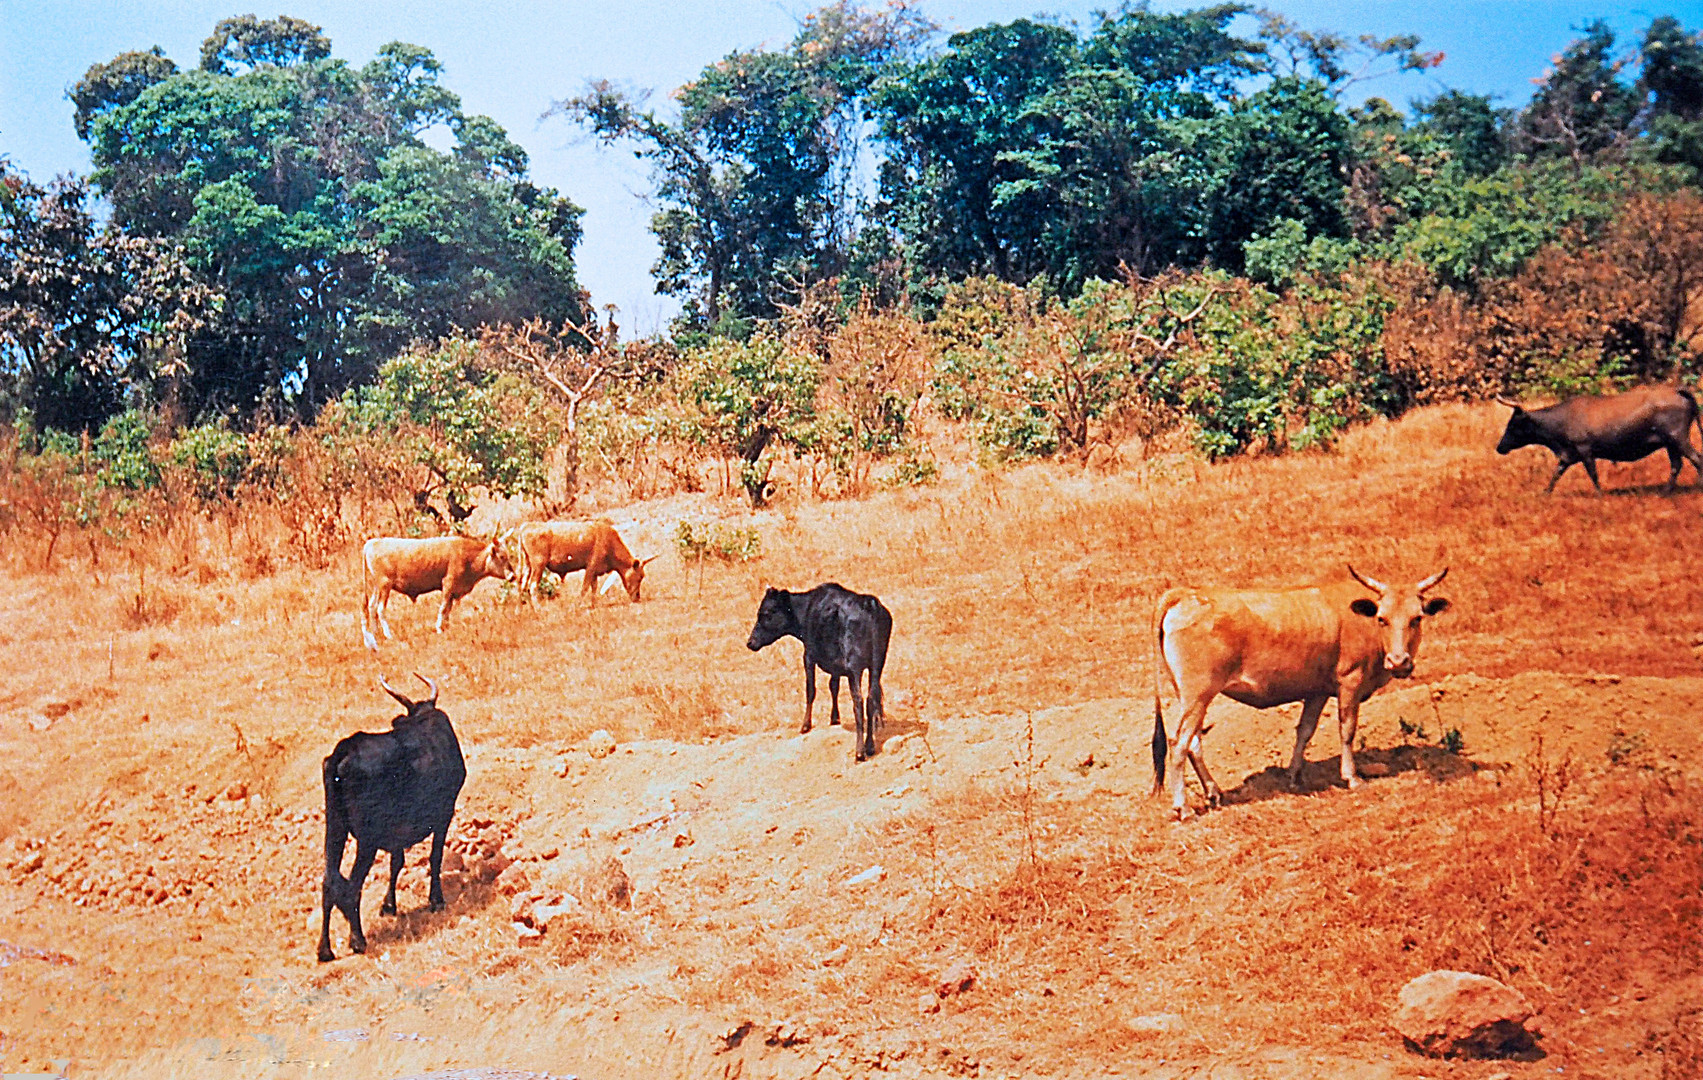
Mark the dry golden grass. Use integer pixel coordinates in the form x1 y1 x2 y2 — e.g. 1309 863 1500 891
1 401 1701 1078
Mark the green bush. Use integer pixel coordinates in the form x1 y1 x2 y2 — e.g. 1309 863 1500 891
168 422 250 500
341 338 556 519
674 520 762 563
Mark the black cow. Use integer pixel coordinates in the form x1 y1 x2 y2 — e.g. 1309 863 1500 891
318 674 466 962
747 583 893 762
1496 385 1703 493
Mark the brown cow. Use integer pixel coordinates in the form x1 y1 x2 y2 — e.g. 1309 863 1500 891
508 519 655 604
1151 566 1452 819
1496 385 1703 493
361 536 513 651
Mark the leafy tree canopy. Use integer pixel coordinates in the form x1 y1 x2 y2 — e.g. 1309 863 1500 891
78 17 586 423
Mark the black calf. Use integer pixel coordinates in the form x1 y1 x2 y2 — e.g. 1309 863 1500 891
747 583 892 761
318 674 466 962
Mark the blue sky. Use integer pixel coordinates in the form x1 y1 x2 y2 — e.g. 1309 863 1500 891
4 1 1701 334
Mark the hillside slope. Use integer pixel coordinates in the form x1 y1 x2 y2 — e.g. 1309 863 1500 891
1 402 1700 1079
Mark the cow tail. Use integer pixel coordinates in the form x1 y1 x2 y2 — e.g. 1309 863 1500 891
1151 598 1171 797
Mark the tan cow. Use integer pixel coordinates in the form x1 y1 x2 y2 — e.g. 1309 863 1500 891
361 536 514 651
1151 566 1452 819
508 518 655 604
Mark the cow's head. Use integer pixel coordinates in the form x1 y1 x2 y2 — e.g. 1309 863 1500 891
1347 566 1451 679
746 587 796 651
481 537 516 581
380 672 442 722
1495 396 1538 455
620 555 659 602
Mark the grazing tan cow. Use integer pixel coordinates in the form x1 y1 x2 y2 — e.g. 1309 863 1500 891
361 536 513 651
508 518 655 604
1151 566 1452 819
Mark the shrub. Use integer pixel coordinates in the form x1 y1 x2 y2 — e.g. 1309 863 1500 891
674 521 762 563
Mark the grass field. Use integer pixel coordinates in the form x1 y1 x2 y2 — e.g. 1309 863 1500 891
1 401 1700 1079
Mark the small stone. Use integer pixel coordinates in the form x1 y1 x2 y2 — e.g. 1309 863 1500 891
532 895 581 929
595 856 632 909
1127 1013 1185 1035
881 733 914 756
935 960 977 997
20 851 43 874
916 992 941 1015
587 730 617 759
1392 970 1537 1058
514 921 543 945
845 864 886 886
494 862 531 897
672 832 693 849
224 782 247 801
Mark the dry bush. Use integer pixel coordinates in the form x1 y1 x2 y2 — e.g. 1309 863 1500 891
1475 189 1703 392
631 677 735 741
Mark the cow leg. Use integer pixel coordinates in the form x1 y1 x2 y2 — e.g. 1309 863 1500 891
1579 455 1603 493
319 828 350 963
1184 739 1222 809
1545 457 1573 494
344 840 378 955
376 583 395 640
381 848 404 916
862 666 881 756
1167 692 1215 819
361 587 379 652
849 669 870 762
1337 693 1365 789
1286 696 1330 789
828 674 842 726
428 827 449 911
436 586 458 633
801 659 817 734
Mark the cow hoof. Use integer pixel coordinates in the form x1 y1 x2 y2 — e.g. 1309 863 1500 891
429 899 446 913
318 947 335 963
799 723 813 735
380 902 396 916
1345 775 1364 791
350 936 367 955
830 717 841 726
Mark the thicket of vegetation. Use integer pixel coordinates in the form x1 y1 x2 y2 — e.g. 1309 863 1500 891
4 5 1703 568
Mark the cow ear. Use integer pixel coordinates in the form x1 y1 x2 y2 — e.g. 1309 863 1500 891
1423 596 1452 616
1350 598 1379 618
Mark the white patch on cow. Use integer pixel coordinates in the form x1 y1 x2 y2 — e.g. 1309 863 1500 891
599 572 620 595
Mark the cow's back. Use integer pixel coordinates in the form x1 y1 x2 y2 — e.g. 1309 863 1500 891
367 537 470 597
799 583 885 674
327 721 464 848
520 521 598 573
1160 585 1348 706
1546 386 1696 450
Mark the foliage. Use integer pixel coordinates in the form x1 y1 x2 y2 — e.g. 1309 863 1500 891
340 338 557 521
0 165 220 431
79 18 585 420
673 334 821 503
674 520 762 562
873 8 1262 291
557 2 932 328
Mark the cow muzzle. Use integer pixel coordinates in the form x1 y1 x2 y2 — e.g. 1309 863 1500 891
1385 656 1414 678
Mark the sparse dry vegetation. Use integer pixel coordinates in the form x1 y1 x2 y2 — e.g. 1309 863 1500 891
1 399 1701 1078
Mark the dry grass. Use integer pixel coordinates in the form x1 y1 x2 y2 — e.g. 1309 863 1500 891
2 401 1701 1078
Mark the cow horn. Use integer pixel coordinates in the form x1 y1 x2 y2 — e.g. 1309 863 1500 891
413 672 439 706
379 675 414 711
640 555 659 567
1346 564 1388 594
1495 395 1522 410
1417 567 1449 592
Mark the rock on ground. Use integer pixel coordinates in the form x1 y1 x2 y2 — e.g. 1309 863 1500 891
1392 970 1537 1059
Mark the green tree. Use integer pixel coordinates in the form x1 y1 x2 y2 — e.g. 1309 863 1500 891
557 2 930 328
80 17 586 420
1196 77 1350 270
0 164 220 431
1638 16 1703 173
1514 20 1641 163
